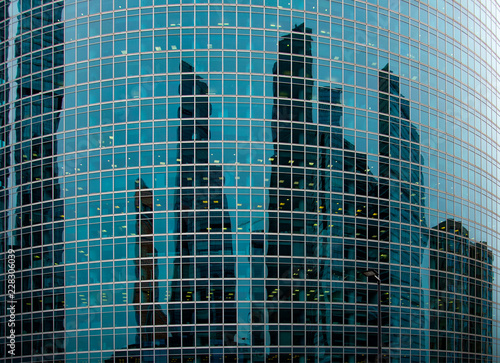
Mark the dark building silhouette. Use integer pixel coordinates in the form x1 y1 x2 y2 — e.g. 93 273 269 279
133 179 169 347
171 61 236 359
264 24 382 360
104 180 169 362
378 63 425 219
363 64 428 361
429 219 493 358
0 1 65 360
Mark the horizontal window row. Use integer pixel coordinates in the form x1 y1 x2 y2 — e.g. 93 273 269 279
59 2 497 73
58 48 492 104
59 24 496 92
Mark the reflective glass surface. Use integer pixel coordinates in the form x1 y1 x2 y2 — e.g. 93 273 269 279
1 0 499 362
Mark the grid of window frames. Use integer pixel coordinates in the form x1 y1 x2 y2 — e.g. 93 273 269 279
0 0 499 362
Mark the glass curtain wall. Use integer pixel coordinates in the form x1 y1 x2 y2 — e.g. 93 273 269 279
0 0 499 362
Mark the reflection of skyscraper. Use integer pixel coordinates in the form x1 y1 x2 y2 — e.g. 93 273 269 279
266 24 387 360
172 62 235 355
269 23 316 234
176 61 233 262
0 2 65 360
378 64 425 219
355 63 428 361
105 180 169 362
133 179 168 347
264 24 341 359
272 24 313 124
429 219 493 356
267 25 317 343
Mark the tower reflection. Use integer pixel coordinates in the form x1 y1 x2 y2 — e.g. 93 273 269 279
133 179 168 348
173 61 236 357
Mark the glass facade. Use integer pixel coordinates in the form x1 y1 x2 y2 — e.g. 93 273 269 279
0 0 499 362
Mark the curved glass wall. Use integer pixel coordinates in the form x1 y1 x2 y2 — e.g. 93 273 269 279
1 0 499 362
